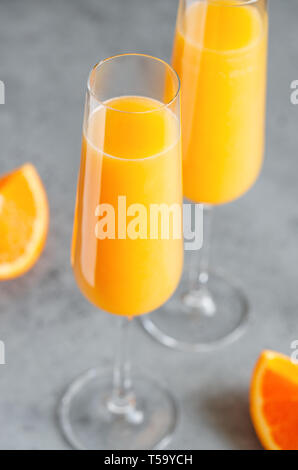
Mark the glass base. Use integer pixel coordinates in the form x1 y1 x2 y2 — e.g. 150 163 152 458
140 271 250 352
59 369 178 450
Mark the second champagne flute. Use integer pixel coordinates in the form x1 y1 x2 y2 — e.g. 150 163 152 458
141 0 268 351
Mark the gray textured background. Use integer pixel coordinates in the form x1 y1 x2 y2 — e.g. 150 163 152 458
0 0 297 450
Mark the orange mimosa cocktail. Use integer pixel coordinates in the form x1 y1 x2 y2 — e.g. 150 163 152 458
172 0 268 204
72 95 183 316
140 1 268 351
62 55 182 450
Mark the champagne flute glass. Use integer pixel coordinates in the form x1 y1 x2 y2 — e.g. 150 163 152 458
141 0 268 351
59 54 183 450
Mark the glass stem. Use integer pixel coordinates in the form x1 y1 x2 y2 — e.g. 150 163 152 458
191 204 213 288
184 204 216 316
108 317 136 414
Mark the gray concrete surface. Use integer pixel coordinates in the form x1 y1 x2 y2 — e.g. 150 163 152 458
0 0 297 450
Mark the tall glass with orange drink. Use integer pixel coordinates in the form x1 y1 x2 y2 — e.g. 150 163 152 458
60 54 183 450
141 0 268 351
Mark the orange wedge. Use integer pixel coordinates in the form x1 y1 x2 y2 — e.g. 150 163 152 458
0 163 49 280
250 350 298 450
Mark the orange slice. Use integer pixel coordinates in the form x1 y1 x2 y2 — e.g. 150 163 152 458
0 163 49 280
250 350 298 450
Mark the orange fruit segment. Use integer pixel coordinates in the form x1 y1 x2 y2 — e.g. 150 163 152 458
0 163 49 280
250 350 298 450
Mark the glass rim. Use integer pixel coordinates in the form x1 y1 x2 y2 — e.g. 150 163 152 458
87 53 180 114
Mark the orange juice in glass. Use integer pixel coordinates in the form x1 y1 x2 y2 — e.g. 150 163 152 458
173 0 268 204
141 0 268 351
60 54 182 450
72 95 183 317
